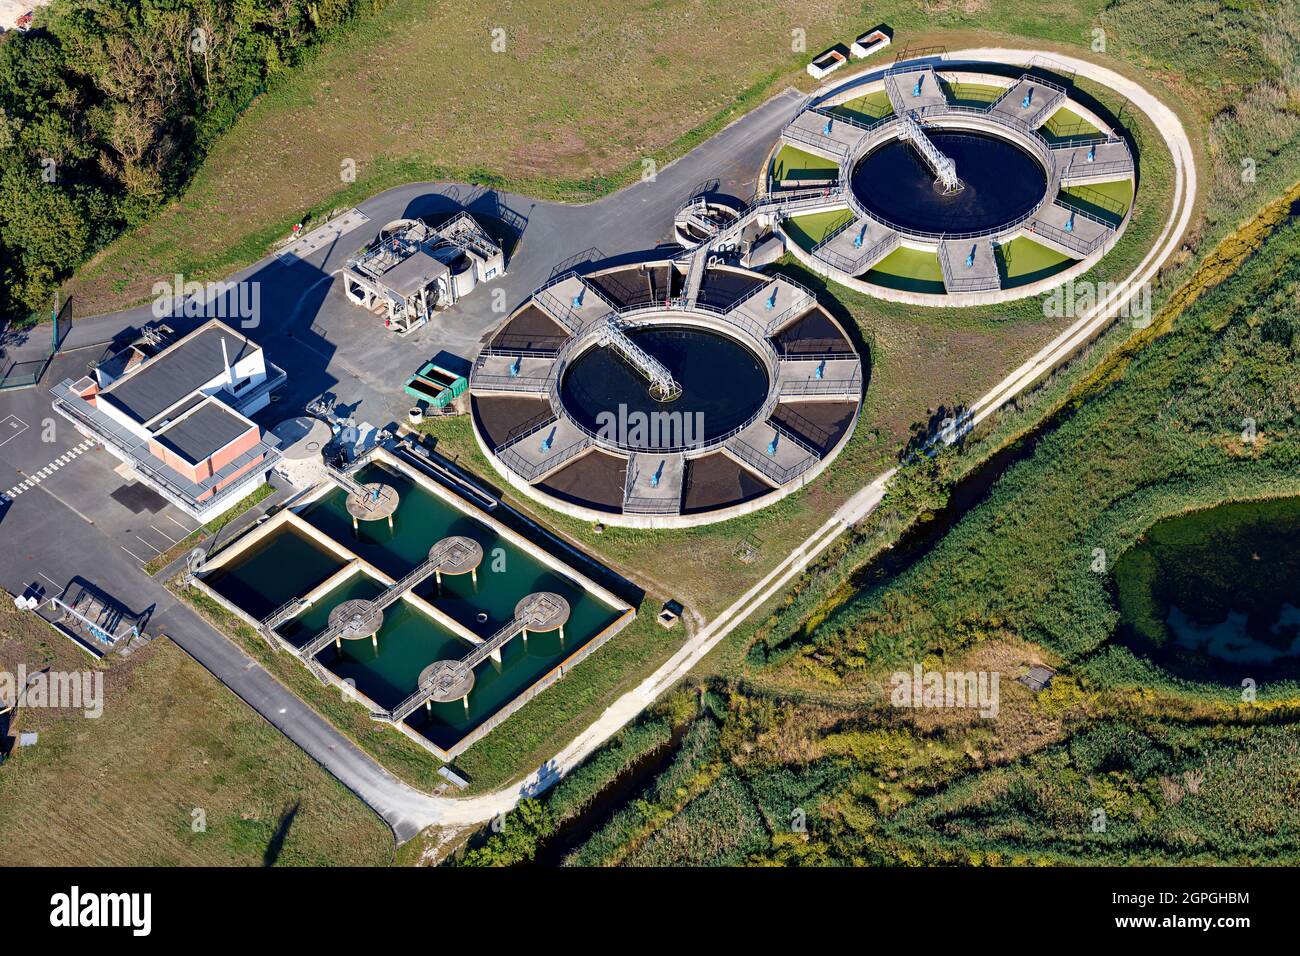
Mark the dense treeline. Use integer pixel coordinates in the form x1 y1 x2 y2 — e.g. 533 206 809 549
0 0 385 319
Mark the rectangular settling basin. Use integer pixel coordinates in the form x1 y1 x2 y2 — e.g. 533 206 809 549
203 524 348 621
283 452 629 759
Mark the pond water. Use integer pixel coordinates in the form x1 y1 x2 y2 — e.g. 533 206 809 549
295 464 624 748
1114 497 1300 680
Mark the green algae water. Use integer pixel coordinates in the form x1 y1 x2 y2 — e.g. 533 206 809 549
204 524 345 620
294 464 623 748
1114 497 1300 682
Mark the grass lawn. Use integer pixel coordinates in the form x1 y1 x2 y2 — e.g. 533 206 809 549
38 2 1209 804
152 44 1174 797
783 209 855 249
0 601 393 865
61 2 1121 317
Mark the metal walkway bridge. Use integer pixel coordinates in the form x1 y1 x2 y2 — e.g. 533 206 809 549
898 112 962 193
296 536 481 660
595 314 682 401
382 592 568 722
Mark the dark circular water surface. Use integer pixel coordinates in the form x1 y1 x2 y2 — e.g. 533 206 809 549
851 130 1047 235
560 326 768 450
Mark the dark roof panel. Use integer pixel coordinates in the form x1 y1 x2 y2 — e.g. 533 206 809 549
155 400 251 464
103 324 255 423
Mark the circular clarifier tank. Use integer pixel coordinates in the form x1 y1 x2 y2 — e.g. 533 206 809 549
851 130 1047 235
559 326 769 451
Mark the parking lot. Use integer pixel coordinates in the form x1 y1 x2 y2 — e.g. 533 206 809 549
0 351 204 606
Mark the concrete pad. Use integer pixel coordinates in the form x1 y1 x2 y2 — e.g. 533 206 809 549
471 353 557 395
622 452 684 514
535 275 616 331
781 109 867 161
724 418 818 485
497 415 590 481
939 238 1001 293
730 278 816 335
814 217 901 276
1026 202 1111 257
277 209 372 265
990 77 1065 128
777 357 862 399
1054 140 1133 186
884 67 947 113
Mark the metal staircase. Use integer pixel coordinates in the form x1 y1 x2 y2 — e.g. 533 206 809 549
596 314 682 401
682 244 708 306
898 112 962 194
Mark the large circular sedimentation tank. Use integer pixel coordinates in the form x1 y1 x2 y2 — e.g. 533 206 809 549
469 260 865 527
771 60 1140 304
851 130 1047 235
559 326 769 451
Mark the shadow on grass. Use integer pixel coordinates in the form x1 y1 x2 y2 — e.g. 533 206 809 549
264 801 300 866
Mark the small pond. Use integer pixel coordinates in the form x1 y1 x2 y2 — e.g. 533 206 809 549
1114 497 1300 681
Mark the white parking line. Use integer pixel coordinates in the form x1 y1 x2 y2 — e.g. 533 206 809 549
119 545 149 563
0 415 29 448
133 535 161 555
151 524 179 544
165 513 195 533
4 440 94 499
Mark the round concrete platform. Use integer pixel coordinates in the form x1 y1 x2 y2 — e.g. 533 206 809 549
516 592 570 633
419 659 475 703
431 535 483 576
328 599 385 641
346 482 400 522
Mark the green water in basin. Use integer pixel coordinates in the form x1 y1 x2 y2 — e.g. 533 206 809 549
276 571 385 650
294 464 624 749
204 525 345 620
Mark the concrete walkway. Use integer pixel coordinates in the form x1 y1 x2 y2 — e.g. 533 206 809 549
0 49 1196 843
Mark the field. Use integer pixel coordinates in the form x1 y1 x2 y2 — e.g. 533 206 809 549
0 601 393 865
456 171 1300 868
63 0 1141 317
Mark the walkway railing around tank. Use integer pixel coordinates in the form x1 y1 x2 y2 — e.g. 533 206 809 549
778 364 864 398
622 460 683 515
725 423 820 486
784 85 1134 251
811 219 901 277
497 432 591 482
1024 200 1115 257
383 594 559 722
1059 157 1134 183
938 241 1001 293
